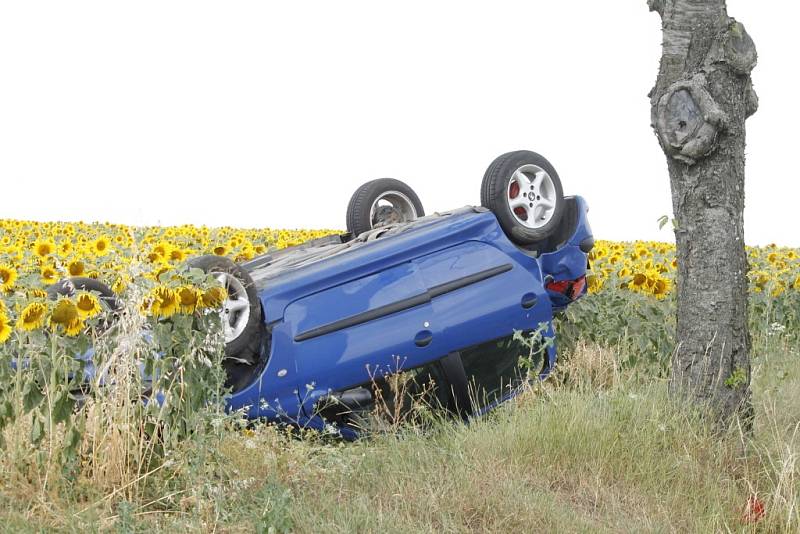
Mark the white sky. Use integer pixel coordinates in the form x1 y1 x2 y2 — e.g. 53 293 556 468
0 2 797 246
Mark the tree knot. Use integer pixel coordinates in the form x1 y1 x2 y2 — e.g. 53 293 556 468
703 18 757 75
655 74 729 165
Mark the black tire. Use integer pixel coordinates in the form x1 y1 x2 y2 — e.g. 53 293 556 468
481 150 565 245
346 178 425 237
187 255 263 365
47 277 120 312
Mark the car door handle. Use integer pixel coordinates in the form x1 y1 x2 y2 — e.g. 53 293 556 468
414 330 433 347
521 293 538 309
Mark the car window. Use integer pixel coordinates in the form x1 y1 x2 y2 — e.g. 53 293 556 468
460 335 538 407
320 359 455 433
320 335 543 432
372 360 454 418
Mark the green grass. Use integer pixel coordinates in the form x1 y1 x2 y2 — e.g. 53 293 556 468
2 337 797 533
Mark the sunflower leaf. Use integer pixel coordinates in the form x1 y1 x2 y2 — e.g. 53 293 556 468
30 413 43 445
22 380 44 413
50 388 74 426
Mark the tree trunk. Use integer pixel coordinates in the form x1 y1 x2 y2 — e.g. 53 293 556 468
647 0 757 425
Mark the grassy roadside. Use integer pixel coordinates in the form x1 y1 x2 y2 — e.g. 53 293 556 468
2 337 797 533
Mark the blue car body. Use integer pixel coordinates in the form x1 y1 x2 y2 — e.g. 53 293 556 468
226 197 592 435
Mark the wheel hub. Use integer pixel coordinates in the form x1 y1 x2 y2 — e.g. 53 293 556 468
213 272 251 343
369 191 418 229
506 164 557 229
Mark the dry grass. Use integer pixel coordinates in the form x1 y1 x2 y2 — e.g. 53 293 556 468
0 279 228 531
0 339 798 532
0 285 155 502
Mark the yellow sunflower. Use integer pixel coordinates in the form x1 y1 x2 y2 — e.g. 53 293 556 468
59 241 74 256
177 286 201 314
91 236 112 257
50 298 79 325
0 313 12 343
112 277 128 295
149 286 179 318
587 274 605 294
64 317 86 337
0 263 18 292
67 259 86 277
153 242 170 257
40 265 59 285
146 251 163 263
17 301 48 331
235 246 254 262
201 286 227 308
26 288 47 300
49 298 84 336
75 292 102 319
751 271 770 291
771 282 786 298
652 278 671 299
169 248 186 262
33 240 56 258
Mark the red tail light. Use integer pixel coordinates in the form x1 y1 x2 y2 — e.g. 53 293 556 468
546 275 586 300
546 279 571 294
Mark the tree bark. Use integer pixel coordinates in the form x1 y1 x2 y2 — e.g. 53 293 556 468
647 0 757 425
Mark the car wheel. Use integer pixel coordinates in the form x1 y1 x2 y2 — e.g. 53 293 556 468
346 178 425 237
187 255 263 365
47 277 120 312
481 150 565 245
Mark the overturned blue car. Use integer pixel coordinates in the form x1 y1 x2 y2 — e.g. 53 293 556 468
184 150 593 436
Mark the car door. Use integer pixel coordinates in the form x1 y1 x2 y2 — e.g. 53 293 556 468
413 241 549 351
284 261 442 405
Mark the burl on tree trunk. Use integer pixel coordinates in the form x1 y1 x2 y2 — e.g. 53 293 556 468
647 0 758 425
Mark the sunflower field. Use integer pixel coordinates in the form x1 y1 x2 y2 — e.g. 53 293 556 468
1 219 799 362
0 218 334 338
0 218 799 525
0 219 339 501
556 239 800 369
